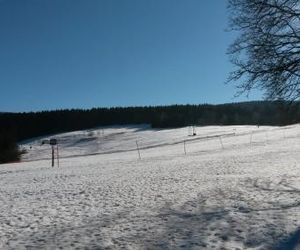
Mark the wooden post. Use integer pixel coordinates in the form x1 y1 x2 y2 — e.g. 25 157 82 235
51 145 55 167
56 144 59 167
136 140 141 160
184 140 186 155
49 138 58 167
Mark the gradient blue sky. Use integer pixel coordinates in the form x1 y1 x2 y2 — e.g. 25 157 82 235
0 0 262 112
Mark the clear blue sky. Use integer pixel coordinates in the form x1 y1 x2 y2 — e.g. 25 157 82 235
0 0 261 112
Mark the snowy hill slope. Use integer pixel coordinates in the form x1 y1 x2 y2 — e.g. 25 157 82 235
21 124 278 161
1 124 300 249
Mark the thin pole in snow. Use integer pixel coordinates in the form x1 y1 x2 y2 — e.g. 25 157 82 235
184 140 187 155
219 136 224 150
136 140 141 160
51 145 55 167
56 144 59 167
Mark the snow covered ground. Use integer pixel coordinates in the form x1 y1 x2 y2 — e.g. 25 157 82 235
1 125 300 249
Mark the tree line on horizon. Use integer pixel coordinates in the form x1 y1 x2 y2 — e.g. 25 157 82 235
1 101 300 164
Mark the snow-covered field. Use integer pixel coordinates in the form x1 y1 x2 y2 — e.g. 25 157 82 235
1 125 300 249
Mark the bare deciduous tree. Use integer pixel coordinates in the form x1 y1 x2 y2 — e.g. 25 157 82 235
228 0 300 100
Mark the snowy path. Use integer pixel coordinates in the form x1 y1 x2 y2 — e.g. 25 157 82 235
1 125 300 249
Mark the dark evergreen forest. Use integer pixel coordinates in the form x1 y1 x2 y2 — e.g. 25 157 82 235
1 101 300 163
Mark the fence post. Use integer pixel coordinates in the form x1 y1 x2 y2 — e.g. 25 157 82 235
136 140 141 160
